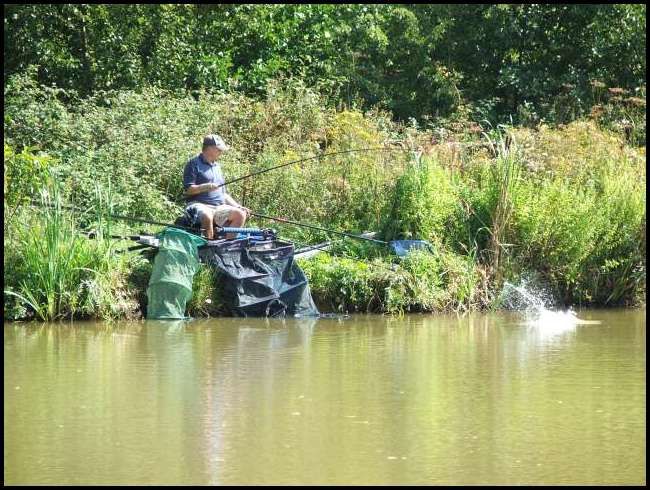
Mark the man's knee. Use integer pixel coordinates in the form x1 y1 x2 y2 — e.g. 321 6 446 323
229 209 246 226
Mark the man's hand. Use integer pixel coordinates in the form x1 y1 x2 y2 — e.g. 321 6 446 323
238 205 252 217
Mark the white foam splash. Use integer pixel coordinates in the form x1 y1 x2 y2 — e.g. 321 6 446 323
502 281 601 341
502 281 552 312
525 308 601 327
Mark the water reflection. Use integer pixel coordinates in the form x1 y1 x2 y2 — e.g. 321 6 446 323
4 310 645 485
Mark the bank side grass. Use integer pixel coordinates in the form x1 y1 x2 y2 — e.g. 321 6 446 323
3 76 645 319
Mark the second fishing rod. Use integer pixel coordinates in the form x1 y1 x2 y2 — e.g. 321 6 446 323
28 198 385 248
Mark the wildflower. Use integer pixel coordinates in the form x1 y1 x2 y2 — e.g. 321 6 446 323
608 87 628 96
624 97 646 107
468 122 482 134
589 105 604 119
450 122 463 132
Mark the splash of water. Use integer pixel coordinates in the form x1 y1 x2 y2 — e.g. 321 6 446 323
501 281 601 333
501 282 549 312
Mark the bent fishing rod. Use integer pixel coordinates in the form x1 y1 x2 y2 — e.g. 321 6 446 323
217 146 415 189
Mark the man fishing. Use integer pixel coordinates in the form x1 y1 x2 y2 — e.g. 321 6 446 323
183 134 251 239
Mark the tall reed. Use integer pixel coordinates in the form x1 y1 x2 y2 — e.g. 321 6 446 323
483 130 522 287
4 186 121 321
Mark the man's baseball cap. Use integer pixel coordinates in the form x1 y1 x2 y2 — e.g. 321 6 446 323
203 134 230 151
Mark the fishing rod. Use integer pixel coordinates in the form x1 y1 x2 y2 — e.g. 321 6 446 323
81 230 145 240
217 146 414 189
250 212 388 245
28 199 430 256
29 199 273 241
251 212 433 257
27 199 195 232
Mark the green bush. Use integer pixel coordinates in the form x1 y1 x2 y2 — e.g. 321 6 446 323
381 155 458 242
509 126 646 305
3 143 54 234
300 245 482 314
427 123 646 307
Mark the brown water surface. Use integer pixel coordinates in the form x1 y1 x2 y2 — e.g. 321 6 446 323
3 309 646 484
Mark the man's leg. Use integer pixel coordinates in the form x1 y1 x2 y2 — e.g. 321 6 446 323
187 203 215 240
190 203 217 240
228 208 247 227
213 205 246 239
200 211 214 240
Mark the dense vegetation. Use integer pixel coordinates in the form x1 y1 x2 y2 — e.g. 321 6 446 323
3 4 646 321
4 4 646 126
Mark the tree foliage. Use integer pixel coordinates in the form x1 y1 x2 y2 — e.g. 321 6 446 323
4 4 645 122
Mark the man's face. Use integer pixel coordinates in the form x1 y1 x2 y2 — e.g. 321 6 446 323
204 146 223 162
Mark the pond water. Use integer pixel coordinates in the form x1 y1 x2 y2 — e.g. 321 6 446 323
4 308 646 485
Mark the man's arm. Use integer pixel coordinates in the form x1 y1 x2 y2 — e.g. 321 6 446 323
183 159 220 197
224 193 240 207
185 183 219 197
224 193 251 214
